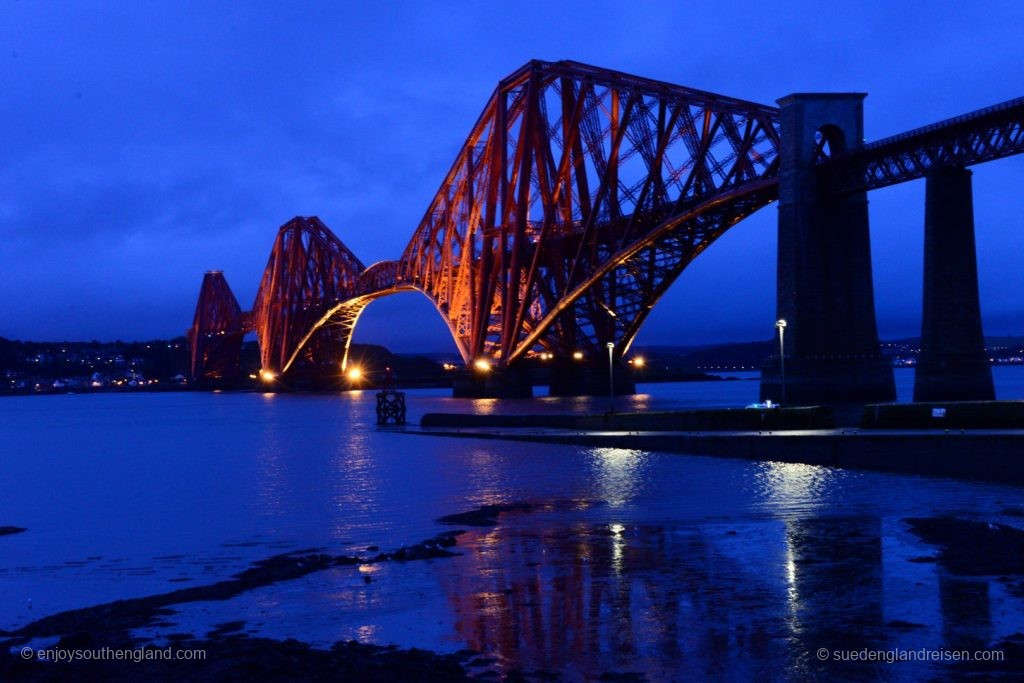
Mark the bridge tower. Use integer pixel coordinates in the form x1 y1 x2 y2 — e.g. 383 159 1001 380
760 94 895 404
186 270 246 384
913 166 994 401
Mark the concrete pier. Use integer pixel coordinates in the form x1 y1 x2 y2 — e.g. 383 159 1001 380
914 166 995 402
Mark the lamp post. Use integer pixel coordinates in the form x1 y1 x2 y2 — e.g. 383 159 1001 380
606 342 615 413
775 319 787 406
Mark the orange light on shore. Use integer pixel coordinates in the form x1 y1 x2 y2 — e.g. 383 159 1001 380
474 359 491 372
346 366 363 381
259 369 276 382
633 356 645 368
572 351 584 361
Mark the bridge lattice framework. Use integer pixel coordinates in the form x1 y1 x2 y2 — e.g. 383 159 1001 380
187 60 1024 401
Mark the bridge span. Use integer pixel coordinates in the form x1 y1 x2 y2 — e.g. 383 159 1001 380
187 60 1024 402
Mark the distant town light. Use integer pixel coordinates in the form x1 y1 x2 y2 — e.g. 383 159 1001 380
474 358 491 372
572 351 584 361
346 366 362 381
259 369 276 382
633 356 645 368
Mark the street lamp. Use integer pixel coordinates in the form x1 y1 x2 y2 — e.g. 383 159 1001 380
606 342 615 413
775 319 787 406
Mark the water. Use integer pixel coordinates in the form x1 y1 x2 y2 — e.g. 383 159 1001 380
2 368 1023 678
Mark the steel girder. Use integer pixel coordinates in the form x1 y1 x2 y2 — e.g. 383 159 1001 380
251 216 366 374
186 270 246 381
397 60 781 364
819 96 1024 194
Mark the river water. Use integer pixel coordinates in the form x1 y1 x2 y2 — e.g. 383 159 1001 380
2 367 1023 679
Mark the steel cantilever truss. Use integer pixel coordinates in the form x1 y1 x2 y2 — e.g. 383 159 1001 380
398 60 780 364
186 270 247 381
189 61 785 379
251 216 366 374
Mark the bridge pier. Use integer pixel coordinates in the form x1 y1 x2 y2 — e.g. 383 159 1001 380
547 359 636 397
913 166 994 402
760 93 895 405
452 365 533 398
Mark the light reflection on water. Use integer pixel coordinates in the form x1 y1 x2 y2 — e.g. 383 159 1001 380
754 461 841 517
1 372 1023 678
591 448 647 507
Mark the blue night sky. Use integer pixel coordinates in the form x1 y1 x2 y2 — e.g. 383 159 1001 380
2 1 1022 352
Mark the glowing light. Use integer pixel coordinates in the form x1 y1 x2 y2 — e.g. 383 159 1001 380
474 358 491 372
572 351 584 361
259 369 276 382
346 366 362 381
633 356 645 368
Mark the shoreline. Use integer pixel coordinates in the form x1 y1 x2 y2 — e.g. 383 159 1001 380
410 426 1024 486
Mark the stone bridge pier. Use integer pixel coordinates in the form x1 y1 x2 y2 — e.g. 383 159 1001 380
913 166 994 402
761 93 896 405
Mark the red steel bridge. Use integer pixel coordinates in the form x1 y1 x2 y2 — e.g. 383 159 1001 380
188 60 1024 400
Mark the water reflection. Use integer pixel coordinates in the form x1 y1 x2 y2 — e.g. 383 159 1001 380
430 509 1021 679
940 577 992 650
441 520 795 678
783 517 884 673
753 461 843 518
590 448 646 507
329 427 382 541
255 414 287 521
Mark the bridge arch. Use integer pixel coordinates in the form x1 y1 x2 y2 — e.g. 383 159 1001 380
278 284 472 377
813 124 846 162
